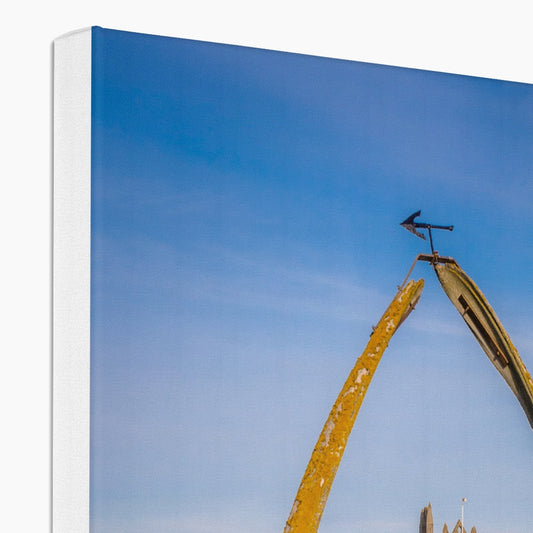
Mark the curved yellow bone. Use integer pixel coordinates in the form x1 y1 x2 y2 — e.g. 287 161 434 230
284 278 424 532
434 262 533 428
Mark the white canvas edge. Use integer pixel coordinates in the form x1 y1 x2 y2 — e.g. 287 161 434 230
53 27 92 533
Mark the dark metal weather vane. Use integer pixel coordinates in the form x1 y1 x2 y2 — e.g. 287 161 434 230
400 210 454 254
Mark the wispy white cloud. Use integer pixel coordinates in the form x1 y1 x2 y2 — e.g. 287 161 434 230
403 312 470 339
99 236 496 343
99 237 389 324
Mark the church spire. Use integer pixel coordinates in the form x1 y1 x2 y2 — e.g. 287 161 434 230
419 502 434 533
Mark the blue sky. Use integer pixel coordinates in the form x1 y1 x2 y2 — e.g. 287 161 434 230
90 27 533 532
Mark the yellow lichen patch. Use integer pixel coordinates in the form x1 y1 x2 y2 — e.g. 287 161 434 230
283 279 424 533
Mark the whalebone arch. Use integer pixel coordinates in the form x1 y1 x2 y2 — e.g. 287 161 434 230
284 252 533 532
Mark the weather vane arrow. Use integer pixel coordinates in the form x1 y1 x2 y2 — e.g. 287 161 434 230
400 210 453 253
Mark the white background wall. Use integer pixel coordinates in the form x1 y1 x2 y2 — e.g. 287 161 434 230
1 2 532 531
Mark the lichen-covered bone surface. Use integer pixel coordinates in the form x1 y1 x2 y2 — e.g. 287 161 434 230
434 262 533 429
284 279 424 533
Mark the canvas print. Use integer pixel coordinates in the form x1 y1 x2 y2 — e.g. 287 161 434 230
88 27 533 533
